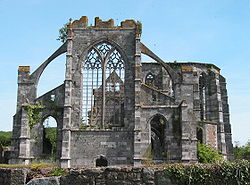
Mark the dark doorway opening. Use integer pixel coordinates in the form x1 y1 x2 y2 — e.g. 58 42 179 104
197 127 203 144
96 156 108 167
150 114 166 159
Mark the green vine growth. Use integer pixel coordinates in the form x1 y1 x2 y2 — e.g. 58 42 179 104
24 103 44 129
136 21 142 35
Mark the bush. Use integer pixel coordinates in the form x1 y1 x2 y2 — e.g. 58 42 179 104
49 167 67 176
164 160 250 185
197 142 223 163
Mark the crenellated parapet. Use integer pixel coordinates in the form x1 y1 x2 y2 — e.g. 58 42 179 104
69 16 139 31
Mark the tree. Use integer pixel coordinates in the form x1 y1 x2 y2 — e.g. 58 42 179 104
57 20 71 43
234 141 250 160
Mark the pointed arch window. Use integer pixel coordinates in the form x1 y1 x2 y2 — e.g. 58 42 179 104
83 42 125 128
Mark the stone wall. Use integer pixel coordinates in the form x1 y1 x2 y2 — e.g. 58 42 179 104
0 168 28 185
0 167 176 185
70 130 134 167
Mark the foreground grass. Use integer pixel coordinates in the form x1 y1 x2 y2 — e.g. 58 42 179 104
0 163 54 169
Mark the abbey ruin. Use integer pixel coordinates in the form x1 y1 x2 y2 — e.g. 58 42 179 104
10 16 233 168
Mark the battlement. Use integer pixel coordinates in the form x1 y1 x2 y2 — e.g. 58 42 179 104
69 16 138 30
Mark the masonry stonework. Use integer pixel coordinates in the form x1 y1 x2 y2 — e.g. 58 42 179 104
10 16 233 167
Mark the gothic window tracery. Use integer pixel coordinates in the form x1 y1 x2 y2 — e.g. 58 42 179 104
83 42 125 127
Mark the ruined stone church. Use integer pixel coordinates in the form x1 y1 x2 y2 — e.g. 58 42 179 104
10 16 233 168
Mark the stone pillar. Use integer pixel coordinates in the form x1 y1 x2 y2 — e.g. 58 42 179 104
60 31 72 168
10 66 35 164
133 33 143 166
18 107 31 164
220 75 233 160
208 73 227 158
177 66 198 163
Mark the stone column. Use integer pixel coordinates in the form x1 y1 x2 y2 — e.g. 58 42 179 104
133 33 144 166
177 66 198 163
11 66 35 164
60 31 72 168
208 73 227 158
220 75 233 160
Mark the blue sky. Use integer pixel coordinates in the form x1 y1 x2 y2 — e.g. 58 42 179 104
0 0 249 145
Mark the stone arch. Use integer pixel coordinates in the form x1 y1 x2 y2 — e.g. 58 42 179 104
140 42 180 84
40 116 58 157
36 53 66 97
30 43 67 87
148 114 167 159
79 38 129 67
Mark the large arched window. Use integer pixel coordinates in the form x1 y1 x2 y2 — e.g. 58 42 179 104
82 42 125 128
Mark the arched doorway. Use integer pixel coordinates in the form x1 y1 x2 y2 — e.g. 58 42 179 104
42 116 57 158
150 114 166 159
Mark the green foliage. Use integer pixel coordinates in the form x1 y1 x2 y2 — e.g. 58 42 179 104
197 142 223 163
143 145 154 166
0 131 12 146
24 104 44 129
57 21 70 43
44 127 57 156
234 141 250 160
164 160 250 185
136 21 142 35
49 167 67 176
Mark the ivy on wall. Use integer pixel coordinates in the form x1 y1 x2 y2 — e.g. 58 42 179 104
24 104 44 129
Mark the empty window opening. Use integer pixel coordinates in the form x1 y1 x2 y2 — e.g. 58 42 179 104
150 115 166 159
50 94 56 101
